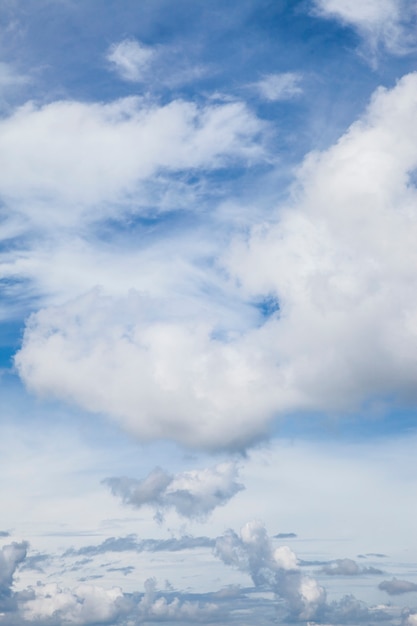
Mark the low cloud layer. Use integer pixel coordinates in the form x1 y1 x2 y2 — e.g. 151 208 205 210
103 462 244 520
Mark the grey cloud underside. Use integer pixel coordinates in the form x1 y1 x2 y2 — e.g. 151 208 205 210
102 463 244 520
64 534 215 557
321 558 384 576
379 578 417 595
358 552 388 559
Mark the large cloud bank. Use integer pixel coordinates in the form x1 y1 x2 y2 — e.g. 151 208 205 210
14 73 417 450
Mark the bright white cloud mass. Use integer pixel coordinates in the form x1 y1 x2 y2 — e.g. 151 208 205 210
1 1 417 624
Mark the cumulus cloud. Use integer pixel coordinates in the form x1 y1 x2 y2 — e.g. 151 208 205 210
14 72 417 450
225 72 417 422
379 578 417 595
322 558 383 576
103 462 244 520
15 574 221 625
137 578 220 623
313 0 417 57
20 583 127 625
215 521 326 621
107 39 155 82
255 72 303 101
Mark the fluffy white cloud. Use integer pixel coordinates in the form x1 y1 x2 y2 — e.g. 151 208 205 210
255 72 303 101
225 71 417 416
103 462 243 520
273 545 298 571
21 583 125 625
14 72 417 450
14 288 281 450
107 39 154 82
106 38 207 88
313 0 416 56
0 62 28 90
138 578 220 622
0 95 265 228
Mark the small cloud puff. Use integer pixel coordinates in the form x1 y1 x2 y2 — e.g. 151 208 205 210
313 0 417 58
255 72 303 101
107 39 154 82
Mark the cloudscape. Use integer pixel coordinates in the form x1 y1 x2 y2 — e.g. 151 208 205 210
1 1 417 624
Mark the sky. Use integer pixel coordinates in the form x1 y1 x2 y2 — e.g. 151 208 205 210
1 0 417 624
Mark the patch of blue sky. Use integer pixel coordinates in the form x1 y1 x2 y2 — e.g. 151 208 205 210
253 294 280 320
0 320 24 369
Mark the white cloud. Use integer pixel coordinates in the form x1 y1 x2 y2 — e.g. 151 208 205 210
0 96 265 229
138 577 220 622
14 288 281 450
255 72 303 101
107 39 154 82
21 583 125 625
14 72 417 450
17 576 220 625
313 0 417 57
225 71 417 417
273 545 298 571
106 38 208 88
103 462 243 520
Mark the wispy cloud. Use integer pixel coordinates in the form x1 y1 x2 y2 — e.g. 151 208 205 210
107 39 155 82
313 0 417 59
255 72 303 101
13 73 417 451
65 534 215 557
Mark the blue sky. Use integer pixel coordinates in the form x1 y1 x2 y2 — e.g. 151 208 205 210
1 0 417 624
